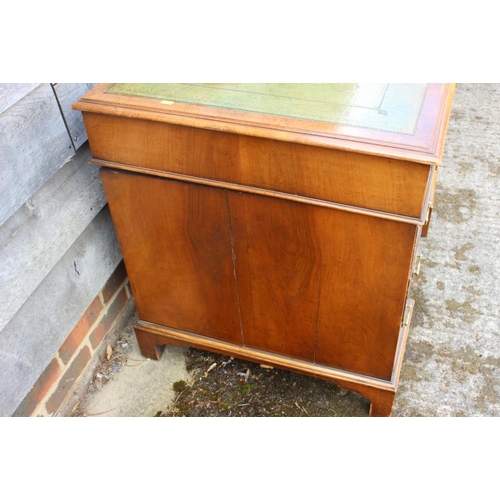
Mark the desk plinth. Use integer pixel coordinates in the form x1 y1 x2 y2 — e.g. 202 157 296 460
74 84 454 416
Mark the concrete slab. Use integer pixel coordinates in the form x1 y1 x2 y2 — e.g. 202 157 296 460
73 313 191 417
73 83 500 417
394 83 500 416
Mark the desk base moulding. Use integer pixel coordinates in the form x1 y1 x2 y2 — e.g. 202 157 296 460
134 298 413 417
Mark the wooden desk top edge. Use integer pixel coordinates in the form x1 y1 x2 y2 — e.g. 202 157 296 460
73 83 455 166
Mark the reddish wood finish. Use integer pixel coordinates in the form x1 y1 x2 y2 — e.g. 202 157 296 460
229 192 416 380
133 328 164 360
100 170 242 345
83 113 431 219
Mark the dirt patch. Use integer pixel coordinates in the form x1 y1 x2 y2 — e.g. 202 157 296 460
435 188 477 224
445 299 480 324
158 348 370 417
71 329 134 416
453 242 475 261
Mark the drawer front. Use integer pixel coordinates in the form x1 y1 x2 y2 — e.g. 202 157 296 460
84 112 432 219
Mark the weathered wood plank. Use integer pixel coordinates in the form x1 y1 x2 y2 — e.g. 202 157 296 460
0 83 40 114
0 145 106 331
52 83 95 150
0 206 122 417
0 83 74 226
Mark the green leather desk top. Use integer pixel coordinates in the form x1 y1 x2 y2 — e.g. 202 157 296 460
74 83 454 165
106 83 427 135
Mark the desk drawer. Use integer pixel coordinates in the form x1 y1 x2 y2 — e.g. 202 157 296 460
83 112 432 219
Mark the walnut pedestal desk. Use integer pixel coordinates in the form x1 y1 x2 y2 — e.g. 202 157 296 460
73 84 454 416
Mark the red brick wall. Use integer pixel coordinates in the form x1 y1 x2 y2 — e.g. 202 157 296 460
13 261 134 417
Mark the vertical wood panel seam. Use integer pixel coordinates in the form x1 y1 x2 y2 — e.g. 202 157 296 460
313 267 323 365
226 191 245 347
51 83 76 153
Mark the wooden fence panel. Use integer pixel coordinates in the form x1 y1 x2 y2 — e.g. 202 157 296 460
0 83 74 226
0 83 40 114
0 206 122 417
0 145 106 330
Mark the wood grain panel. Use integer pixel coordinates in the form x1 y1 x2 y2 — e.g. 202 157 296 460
228 192 319 361
83 113 431 218
100 170 242 345
229 192 417 380
313 209 417 380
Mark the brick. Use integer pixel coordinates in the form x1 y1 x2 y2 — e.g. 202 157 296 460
12 359 62 417
45 346 91 415
89 287 128 350
59 295 103 364
101 260 127 305
89 324 106 350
